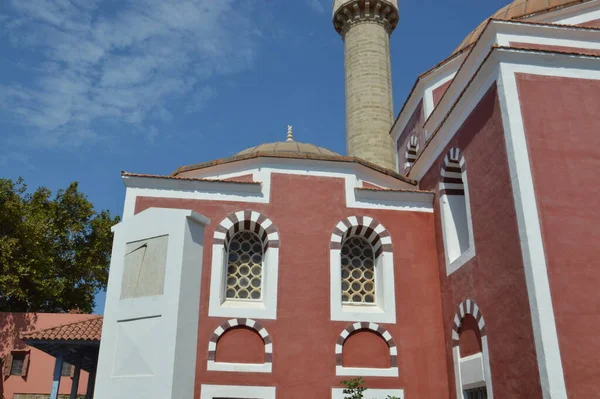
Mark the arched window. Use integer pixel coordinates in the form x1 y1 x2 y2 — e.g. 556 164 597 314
330 216 396 323
209 211 280 320
341 236 376 304
226 231 264 300
452 299 493 399
439 148 475 274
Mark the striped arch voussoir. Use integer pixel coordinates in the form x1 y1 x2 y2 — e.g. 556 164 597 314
335 322 398 368
451 299 486 347
439 147 466 196
212 210 279 250
329 216 392 257
404 135 419 170
207 318 273 364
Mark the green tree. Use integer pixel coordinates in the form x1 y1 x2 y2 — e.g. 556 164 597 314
341 377 400 399
0 178 119 313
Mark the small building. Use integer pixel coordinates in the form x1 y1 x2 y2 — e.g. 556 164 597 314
0 313 99 399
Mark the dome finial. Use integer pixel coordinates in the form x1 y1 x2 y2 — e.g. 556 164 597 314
286 125 294 142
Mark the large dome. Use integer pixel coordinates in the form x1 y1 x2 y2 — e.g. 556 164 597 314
453 0 591 55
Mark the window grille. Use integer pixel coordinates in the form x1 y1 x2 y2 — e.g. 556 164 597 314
464 387 488 399
226 231 263 300
61 362 73 377
341 236 376 304
10 353 25 376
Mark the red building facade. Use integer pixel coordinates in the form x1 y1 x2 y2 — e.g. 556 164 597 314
92 1 600 398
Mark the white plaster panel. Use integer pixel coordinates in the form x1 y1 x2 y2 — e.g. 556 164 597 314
95 208 209 399
460 353 485 389
201 384 276 399
335 366 399 377
206 361 272 373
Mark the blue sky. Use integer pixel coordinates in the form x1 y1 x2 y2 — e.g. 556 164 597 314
0 0 512 313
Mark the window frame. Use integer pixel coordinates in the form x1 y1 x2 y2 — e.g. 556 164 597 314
341 236 377 306
3 350 30 377
439 149 476 275
208 211 279 320
452 299 494 399
61 362 74 377
224 230 265 302
330 216 396 324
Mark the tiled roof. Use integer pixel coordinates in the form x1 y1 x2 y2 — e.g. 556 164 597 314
172 152 418 185
453 0 593 55
21 316 102 342
121 171 260 185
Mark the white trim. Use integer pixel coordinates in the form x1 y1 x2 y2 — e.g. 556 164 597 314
496 63 572 399
391 53 465 144
354 188 434 213
208 242 279 320
409 20 600 180
206 360 272 373
332 388 404 399
335 365 399 377
122 159 430 221
200 384 275 399
410 46 600 181
424 71 457 119
330 250 396 324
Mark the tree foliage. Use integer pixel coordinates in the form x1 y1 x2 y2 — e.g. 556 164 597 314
341 377 400 399
0 178 119 313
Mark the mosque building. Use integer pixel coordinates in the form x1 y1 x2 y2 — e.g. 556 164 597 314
88 0 600 398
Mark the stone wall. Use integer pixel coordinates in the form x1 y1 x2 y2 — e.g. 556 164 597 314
344 21 396 170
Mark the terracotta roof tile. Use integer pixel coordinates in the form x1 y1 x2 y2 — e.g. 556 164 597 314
21 316 103 342
356 187 434 194
121 171 261 185
453 0 593 55
172 152 417 186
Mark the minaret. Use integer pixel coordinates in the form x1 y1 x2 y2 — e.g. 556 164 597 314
333 0 399 170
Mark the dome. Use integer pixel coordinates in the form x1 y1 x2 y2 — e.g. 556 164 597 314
452 0 590 55
237 141 339 156
236 126 339 157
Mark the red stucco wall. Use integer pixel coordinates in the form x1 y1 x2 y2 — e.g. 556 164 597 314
342 331 390 369
510 42 600 56
135 172 449 398
579 18 600 28
0 313 92 399
458 315 482 358
215 327 264 364
433 80 453 108
517 73 600 398
419 84 543 398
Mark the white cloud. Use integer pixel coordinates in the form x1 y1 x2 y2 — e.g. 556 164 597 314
306 0 325 14
0 0 262 149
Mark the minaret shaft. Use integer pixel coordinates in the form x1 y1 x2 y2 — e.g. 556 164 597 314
333 0 399 170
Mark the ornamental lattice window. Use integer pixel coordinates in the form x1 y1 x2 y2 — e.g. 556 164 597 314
341 236 376 304
225 231 264 300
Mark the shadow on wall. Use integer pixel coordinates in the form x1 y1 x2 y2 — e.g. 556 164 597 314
0 313 39 394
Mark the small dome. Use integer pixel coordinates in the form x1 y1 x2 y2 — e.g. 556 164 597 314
453 0 589 55
237 141 339 157
236 126 339 156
